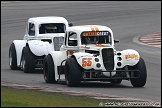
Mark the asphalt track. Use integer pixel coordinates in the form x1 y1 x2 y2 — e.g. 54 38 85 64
1 1 161 102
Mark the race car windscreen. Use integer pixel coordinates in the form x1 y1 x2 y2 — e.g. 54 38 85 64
39 23 66 34
81 31 112 45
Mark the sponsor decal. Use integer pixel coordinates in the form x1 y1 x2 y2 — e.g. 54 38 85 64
94 44 105 47
83 31 109 36
80 45 85 48
125 54 139 60
78 55 93 59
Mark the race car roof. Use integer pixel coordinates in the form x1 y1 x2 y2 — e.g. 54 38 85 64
67 25 112 33
28 16 68 25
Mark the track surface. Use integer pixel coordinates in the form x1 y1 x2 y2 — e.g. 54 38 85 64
1 1 161 102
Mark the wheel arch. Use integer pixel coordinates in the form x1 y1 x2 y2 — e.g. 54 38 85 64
12 40 27 66
116 49 140 69
49 51 67 81
27 40 54 56
72 52 98 70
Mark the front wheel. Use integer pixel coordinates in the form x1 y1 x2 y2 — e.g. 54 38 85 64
65 58 83 87
43 54 57 83
21 46 36 73
130 57 147 87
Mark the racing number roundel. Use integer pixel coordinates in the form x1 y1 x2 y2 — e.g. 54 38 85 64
82 58 92 67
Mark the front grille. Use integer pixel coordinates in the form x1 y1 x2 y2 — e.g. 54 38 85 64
102 48 114 71
53 37 64 51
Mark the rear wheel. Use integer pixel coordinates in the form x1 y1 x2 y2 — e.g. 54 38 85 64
130 57 147 87
65 58 83 87
21 46 36 73
9 43 20 70
43 54 57 83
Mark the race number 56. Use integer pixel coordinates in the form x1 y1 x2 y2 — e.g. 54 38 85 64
82 58 92 67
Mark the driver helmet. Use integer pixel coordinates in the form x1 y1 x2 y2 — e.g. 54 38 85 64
86 36 99 44
45 24 57 33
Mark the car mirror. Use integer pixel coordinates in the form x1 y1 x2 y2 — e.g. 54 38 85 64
69 23 73 27
114 39 119 44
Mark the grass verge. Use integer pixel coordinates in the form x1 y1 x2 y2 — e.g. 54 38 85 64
1 86 119 107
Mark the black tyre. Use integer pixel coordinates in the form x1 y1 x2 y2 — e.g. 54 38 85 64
110 79 122 84
130 57 147 87
21 46 36 73
65 58 83 87
9 43 20 70
43 54 57 83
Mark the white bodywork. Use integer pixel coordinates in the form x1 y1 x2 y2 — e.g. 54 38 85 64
116 49 140 68
12 16 69 67
48 25 140 81
13 40 26 66
49 51 67 80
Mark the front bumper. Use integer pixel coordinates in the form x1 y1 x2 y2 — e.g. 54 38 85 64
81 69 140 81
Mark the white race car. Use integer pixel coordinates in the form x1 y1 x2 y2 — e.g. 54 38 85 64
9 16 73 73
43 25 147 87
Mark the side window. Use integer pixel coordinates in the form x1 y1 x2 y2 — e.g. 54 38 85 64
28 23 35 36
68 31 77 46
